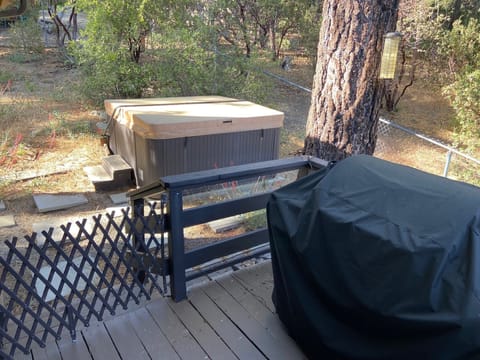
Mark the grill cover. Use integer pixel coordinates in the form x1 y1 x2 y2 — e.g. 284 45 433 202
267 155 480 359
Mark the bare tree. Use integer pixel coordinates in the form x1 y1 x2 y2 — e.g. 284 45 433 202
47 0 78 48
304 0 399 161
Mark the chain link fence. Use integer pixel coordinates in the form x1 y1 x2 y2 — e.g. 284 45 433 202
375 118 480 187
264 71 480 187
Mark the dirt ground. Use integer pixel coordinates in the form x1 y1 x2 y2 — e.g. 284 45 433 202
0 42 114 243
0 26 457 247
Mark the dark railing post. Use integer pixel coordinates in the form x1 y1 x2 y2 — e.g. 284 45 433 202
132 198 147 283
167 190 187 301
160 193 168 293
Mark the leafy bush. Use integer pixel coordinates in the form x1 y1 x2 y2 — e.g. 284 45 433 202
8 12 44 54
296 4 321 66
444 69 480 151
70 45 154 102
440 18 480 153
70 1 269 105
439 18 480 77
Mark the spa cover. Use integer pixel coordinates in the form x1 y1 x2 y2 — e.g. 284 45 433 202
104 96 283 139
267 155 480 359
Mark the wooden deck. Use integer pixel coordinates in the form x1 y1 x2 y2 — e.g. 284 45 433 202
22 260 306 360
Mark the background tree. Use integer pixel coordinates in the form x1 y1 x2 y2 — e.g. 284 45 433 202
45 0 78 48
381 0 434 112
304 0 400 161
212 0 255 57
296 0 322 66
70 0 268 104
428 0 480 29
211 0 313 60
441 18 480 152
249 0 310 60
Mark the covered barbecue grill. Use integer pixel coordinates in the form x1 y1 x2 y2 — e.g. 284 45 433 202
267 155 480 359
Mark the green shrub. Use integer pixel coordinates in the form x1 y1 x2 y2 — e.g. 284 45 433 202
70 0 269 105
72 31 269 104
8 13 44 54
439 18 480 77
444 69 480 152
296 4 321 66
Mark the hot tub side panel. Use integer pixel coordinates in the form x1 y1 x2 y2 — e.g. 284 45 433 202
134 128 280 186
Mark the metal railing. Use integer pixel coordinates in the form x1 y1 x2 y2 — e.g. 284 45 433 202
129 156 328 301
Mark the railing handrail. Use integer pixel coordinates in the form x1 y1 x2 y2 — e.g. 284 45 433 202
128 156 328 200
130 156 328 301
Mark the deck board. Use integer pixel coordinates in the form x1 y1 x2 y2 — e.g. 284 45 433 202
202 280 304 359
10 349 32 360
168 295 237 360
126 307 181 360
104 313 150 360
187 287 265 360
30 341 62 360
233 261 276 312
82 322 121 360
30 260 305 360
217 275 297 347
146 298 208 359
57 332 92 360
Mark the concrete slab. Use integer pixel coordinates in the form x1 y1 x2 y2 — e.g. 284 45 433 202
208 215 244 233
128 233 168 249
105 205 129 217
33 256 99 302
109 192 128 205
0 215 16 228
33 194 88 213
0 200 5 211
32 219 94 246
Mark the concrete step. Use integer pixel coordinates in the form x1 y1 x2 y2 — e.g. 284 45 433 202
102 154 132 178
84 155 134 191
103 155 134 188
84 165 112 182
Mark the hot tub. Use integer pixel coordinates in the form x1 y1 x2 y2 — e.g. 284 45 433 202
104 96 284 186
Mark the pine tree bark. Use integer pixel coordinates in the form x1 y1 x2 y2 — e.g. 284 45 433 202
304 0 399 161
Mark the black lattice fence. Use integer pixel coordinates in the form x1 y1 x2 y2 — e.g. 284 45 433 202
0 202 167 360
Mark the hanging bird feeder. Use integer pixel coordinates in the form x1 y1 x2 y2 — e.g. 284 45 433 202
379 32 402 79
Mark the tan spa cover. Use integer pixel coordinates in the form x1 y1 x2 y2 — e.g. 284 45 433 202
104 96 284 139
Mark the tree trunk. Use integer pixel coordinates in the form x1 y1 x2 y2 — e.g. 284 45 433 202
446 0 462 30
304 0 399 162
269 19 277 60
